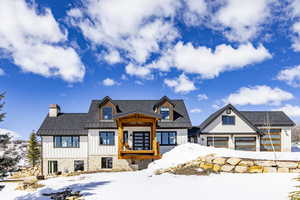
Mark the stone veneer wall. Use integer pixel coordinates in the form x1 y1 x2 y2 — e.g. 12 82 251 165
157 154 300 174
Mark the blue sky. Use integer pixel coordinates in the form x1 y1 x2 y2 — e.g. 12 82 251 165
1 0 300 139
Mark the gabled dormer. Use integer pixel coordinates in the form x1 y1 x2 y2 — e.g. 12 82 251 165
153 96 175 121
99 96 117 120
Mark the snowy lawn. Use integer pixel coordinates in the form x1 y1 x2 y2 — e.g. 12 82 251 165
1 171 298 200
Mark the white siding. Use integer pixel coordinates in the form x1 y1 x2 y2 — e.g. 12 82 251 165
88 129 118 156
42 136 88 158
202 110 256 133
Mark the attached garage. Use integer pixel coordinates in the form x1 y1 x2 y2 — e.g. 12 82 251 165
207 136 229 148
234 137 256 151
260 129 281 152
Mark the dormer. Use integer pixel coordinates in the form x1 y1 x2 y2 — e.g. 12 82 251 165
154 96 175 121
99 96 117 120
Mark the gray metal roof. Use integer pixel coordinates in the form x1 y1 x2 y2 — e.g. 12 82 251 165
37 113 88 136
38 98 192 135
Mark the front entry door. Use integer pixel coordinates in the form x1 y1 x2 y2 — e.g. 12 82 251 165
133 132 151 150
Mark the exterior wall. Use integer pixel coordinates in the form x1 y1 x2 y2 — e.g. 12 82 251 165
199 134 260 151
42 136 88 158
157 128 188 154
257 126 292 152
202 110 256 133
88 129 118 156
43 157 88 175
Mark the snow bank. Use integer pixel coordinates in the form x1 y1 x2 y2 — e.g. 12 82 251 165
148 143 300 172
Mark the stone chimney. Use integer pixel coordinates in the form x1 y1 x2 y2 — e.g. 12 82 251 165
49 104 60 117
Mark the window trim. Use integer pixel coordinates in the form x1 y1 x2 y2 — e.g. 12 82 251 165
99 131 115 145
102 106 113 120
222 115 236 125
53 136 80 148
156 131 177 146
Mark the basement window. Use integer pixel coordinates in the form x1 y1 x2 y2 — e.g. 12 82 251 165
74 160 84 171
101 157 113 169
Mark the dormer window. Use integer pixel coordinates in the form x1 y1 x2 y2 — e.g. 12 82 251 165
160 107 170 120
222 115 235 125
103 107 112 120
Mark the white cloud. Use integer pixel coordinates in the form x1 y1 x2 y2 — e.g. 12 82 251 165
134 80 144 85
190 108 202 113
125 63 153 79
224 85 294 106
121 74 128 80
288 0 300 51
0 68 4 76
277 65 300 87
148 42 271 79
274 104 300 117
103 50 122 64
164 73 196 94
212 104 221 109
214 0 273 42
68 0 180 64
197 94 208 100
0 0 85 82
102 78 117 86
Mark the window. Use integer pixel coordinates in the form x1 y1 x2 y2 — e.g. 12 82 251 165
99 132 115 145
260 129 281 152
123 131 128 144
101 157 113 169
235 137 256 151
48 160 58 174
102 107 113 120
157 131 177 145
222 115 235 125
207 137 229 148
160 107 170 120
54 136 79 148
74 160 84 171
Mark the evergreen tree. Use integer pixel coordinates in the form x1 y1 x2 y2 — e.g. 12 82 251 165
27 131 40 167
0 93 5 122
0 93 20 178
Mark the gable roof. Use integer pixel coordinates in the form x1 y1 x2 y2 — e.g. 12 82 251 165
113 110 162 119
200 104 260 133
38 97 192 135
240 111 295 126
153 96 175 109
86 99 192 128
198 104 295 135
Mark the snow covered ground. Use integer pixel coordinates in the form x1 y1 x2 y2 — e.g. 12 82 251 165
149 143 300 172
2 143 300 200
1 171 298 200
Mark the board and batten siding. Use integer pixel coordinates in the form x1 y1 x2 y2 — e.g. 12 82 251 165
202 110 256 133
42 136 88 158
157 128 188 154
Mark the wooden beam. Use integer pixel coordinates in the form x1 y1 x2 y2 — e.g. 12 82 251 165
117 120 123 159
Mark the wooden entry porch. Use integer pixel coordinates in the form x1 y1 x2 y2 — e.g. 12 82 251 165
115 112 161 159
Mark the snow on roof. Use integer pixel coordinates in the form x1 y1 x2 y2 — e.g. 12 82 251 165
147 143 300 173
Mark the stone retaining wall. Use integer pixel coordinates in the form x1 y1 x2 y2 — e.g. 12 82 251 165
157 154 300 174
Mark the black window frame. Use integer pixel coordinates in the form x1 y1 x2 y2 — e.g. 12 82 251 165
102 106 113 120
222 115 235 125
74 160 84 171
53 136 80 148
160 107 170 120
99 131 115 145
156 131 177 146
101 157 113 169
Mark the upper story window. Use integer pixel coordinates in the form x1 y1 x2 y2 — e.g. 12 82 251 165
54 136 79 148
156 131 177 145
160 107 170 120
99 131 115 145
102 107 113 120
222 115 235 125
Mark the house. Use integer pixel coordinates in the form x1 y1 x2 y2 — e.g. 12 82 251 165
189 104 295 152
37 96 192 175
